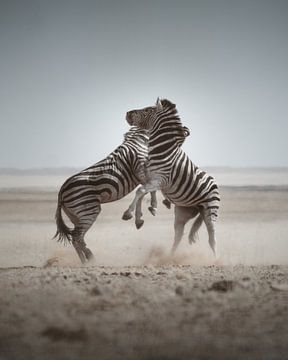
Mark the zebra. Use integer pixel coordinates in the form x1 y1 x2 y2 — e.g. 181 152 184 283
54 126 167 263
123 98 220 256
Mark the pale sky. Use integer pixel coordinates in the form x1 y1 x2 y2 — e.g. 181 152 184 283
0 0 287 168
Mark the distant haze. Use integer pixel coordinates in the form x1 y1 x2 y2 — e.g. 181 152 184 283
1 0 287 168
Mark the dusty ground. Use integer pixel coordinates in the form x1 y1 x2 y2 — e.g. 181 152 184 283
1 265 288 360
0 173 288 359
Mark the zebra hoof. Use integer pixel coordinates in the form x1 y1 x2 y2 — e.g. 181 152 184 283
148 206 157 216
122 210 133 221
136 220 144 229
162 199 171 209
85 249 94 261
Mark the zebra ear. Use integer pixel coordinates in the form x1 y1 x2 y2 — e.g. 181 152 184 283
156 97 163 110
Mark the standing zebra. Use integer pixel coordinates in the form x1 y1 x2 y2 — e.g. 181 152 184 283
54 127 163 263
124 99 220 256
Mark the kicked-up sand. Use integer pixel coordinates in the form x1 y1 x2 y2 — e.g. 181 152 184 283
0 168 288 359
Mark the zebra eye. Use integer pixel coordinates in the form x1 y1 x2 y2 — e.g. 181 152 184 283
182 126 190 137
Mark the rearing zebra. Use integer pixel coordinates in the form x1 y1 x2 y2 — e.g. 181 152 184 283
124 99 220 256
54 127 162 263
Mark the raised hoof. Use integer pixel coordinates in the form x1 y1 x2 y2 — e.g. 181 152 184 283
122 210 133 221
148 206 157 216
162 199 171 209
136 220 144 229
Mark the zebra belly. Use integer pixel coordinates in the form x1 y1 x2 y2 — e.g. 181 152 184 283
166 195 219 208
163 187 220 208
62 178 138 209
163 165 220 209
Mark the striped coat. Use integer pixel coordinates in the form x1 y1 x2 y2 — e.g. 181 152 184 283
54 127 158 263
125 99 220 256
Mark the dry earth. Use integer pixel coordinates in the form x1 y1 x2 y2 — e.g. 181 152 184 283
0 173 288 359
1 265 288 360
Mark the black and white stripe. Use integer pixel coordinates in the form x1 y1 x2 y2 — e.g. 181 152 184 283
54 127 158 263
125 99 220 256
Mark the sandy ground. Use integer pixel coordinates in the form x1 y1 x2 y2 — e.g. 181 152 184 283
0 173 288 359
1 265 288 360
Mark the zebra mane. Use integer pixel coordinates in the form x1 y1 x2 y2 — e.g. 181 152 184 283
157 99 181 125
123 126 149 142
159 99 179 119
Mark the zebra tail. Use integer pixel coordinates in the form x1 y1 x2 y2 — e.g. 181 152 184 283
53 193 73 245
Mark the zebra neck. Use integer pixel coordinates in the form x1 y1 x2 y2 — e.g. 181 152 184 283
148 130 182 161
148 142 181 160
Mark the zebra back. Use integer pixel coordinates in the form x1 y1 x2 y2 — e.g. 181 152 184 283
59 127 150 204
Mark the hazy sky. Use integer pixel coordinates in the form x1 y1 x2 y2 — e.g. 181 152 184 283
1 0 287 168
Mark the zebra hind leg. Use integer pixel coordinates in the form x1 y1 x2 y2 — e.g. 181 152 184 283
72 228 94 264
171 207 194 255
65 204 101 264
72 233 86 264
188 213 203 244
202 208 218 257
171 219 185 255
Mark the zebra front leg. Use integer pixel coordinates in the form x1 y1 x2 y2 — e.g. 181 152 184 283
122 186 145 220
122 186 147 224
148 191 157 216
135 188 146 229
123 191 157 220
134 182 161 229
122 192 139 220
134 180 161 229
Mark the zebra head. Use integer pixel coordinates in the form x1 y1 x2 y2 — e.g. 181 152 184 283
126 98 180 128
126 104 158 130
126 98 190 144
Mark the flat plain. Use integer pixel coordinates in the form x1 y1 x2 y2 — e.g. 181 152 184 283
0 169 287 360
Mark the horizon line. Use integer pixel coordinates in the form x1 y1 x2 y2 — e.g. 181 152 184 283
0 165 288 174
